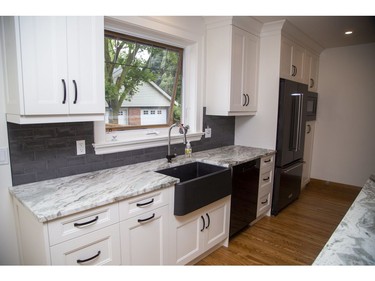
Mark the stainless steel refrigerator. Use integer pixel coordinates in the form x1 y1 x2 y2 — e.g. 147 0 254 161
272 78 307 215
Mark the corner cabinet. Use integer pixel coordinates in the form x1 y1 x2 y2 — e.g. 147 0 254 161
205 22 259 116
1 16 105 124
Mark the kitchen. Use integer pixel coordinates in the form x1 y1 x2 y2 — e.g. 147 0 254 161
1 2 375 276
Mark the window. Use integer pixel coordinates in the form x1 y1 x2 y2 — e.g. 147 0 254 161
105 31 183 132
93 17 204 154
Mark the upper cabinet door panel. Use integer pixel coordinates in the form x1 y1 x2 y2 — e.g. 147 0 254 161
66 17 104 114
19 17 69 115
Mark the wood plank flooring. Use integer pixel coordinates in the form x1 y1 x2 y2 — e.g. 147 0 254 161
196 179 361 265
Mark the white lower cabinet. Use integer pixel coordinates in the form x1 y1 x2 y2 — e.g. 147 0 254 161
120 205 169 265
170 196 231 265
50 224 121 265
256 155 275 218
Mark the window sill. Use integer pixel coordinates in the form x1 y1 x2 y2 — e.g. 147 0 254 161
93 132 204 155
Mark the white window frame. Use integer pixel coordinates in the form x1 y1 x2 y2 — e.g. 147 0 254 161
93 16 204 155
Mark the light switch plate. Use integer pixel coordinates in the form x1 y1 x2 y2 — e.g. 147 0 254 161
76 140 86 155
0 147 9 165
205 128 212 138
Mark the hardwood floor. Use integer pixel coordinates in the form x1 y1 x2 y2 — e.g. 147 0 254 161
196 179 361 265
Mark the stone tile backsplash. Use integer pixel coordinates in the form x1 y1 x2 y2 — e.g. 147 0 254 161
8 108 235 185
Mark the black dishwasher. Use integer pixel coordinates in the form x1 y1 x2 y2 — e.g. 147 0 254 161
229 159 260 237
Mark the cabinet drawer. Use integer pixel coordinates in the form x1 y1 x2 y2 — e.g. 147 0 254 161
48 204 119 246
257 192 271 217
50 224 121 265
259 167 273 192
260 155 274 169
119 188 169 221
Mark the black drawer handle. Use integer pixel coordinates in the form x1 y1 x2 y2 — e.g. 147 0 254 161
263 177 270 181
205 213 210 229
261 199 268 205
73 80 78 104
138 213 155 223
61 79 67 104
264 159 271 163
74 216 99 227
200 216 205 232
136 198 154 207
77 251 101 264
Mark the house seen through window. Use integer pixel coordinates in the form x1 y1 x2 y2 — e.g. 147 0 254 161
104 31 183 131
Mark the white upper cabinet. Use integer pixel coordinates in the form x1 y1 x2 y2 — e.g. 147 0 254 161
1 16 105 124
305 51 319 92
205 20 259 116
280 37 308 84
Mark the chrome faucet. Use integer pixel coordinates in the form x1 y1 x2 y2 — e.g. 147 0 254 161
166 123 189 163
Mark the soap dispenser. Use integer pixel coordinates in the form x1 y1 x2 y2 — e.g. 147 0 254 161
185 141 192 158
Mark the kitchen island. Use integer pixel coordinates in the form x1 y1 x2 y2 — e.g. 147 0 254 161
313 175 375 265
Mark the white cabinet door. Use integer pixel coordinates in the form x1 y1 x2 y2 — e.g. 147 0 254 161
204 198 230 250
230 27 258 113
280 37 306 84
302 121 315 187
205 24 259 116
66 17 104 114
171 211 205 265
306 52 319 92
19 17 69 115
120 205 169 265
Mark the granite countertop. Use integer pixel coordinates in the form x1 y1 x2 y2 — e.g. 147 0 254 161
313 175 375 265
9 145 275 223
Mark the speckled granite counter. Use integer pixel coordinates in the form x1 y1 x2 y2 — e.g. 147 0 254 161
313 175 375 265
9 145 275 223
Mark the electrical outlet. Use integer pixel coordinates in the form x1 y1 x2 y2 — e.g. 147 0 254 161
205 127 212 138
76 140 86 155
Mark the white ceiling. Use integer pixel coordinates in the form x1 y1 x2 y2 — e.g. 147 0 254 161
255 16 375 50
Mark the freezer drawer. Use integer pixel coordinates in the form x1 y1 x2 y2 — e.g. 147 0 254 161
272 161 303 215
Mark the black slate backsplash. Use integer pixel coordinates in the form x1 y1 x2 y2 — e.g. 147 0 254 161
8 108 235 185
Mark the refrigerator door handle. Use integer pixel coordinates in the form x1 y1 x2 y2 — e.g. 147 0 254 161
281 161 304 174
295 93 303 152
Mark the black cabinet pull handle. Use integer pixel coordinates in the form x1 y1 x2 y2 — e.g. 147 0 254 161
261 199 268 205
310 78 314 88
61 79 67 104
205 213 210 229
307 124 311 134
243 94 247 106
77 251 101 264
245 94 250 106
138 213 155 223
200 216 205 232
264 159 271 163
74 216 99 227
263 177 270 181
136 198 154 207
73 80 78 104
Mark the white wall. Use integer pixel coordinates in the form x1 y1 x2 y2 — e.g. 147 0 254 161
0 20 20 264
311 43 375 187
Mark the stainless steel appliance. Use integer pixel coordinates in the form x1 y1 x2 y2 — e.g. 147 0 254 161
272 79 307 215
230 159 260 237
306 91 318 121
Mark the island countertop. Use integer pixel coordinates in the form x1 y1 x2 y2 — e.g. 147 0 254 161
313 175 375 265
9 145 275 223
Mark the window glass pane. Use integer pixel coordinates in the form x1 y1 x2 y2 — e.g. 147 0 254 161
104 32 182 131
